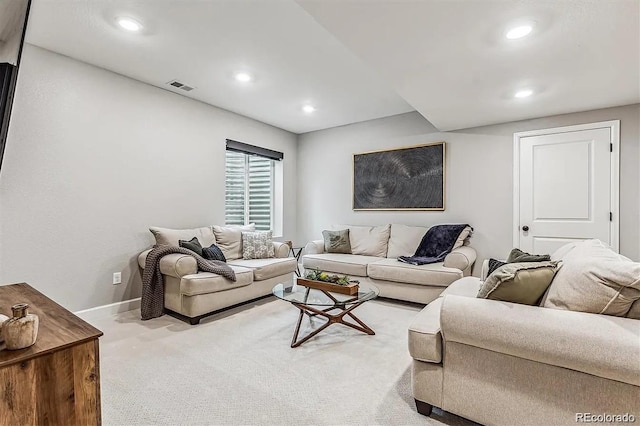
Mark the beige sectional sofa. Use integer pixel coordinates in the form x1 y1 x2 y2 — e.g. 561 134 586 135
408 241 640 425
139 225 297 324
302 224 476 304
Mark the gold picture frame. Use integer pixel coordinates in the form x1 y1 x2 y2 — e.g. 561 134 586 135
352 141 446 211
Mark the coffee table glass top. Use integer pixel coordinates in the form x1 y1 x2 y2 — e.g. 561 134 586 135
272 281 379 306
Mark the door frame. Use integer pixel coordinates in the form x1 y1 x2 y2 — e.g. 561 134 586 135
512 120 620 252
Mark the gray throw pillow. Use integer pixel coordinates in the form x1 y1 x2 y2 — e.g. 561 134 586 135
478 261 560 306
322 229 352 254
507 249 551 263
241 231 275 260
179 237 203 256
507 248 551 263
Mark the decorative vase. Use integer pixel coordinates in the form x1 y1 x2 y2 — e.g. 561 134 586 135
2 303 39 350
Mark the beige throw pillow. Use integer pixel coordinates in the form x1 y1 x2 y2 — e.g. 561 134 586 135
478 261 560 305
212 224 256 260
543 239 640 317
149 226 216 247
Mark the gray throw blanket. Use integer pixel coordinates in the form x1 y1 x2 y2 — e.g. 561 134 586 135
141 245 236 320
398 224 471 266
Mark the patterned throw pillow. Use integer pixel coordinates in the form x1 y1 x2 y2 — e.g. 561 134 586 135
202 244 226 262
178 237 203 256
241 231 275 260
478 261 560 305
322 229 352 254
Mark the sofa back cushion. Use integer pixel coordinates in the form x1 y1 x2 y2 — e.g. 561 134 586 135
332 224 390 257
149 226 216 248
386 224 472 259
544 239 640 317
387 224 430 259
212 224 256 260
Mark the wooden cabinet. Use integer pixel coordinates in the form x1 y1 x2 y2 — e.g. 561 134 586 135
0 283 103 425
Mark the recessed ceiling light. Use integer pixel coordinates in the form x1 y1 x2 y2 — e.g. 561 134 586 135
514 89 533 98
302 105 316 113
117 17 143 32
506 24 533 40
235 73 252 82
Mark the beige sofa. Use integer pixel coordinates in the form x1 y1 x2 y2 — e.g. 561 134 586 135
302 224 476 305
409 242 640 425
139 225 297 324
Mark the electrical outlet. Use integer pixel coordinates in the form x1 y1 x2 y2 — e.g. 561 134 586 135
112 272 122 285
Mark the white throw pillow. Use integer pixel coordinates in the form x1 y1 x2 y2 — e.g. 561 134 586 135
544 239 640 317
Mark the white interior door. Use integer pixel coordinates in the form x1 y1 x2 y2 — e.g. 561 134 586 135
514 122 619 255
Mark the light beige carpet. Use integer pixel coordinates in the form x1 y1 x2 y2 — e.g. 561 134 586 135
91 297 475 425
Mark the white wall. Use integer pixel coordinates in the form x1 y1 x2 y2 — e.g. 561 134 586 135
0 45 298 311
297 105 640 274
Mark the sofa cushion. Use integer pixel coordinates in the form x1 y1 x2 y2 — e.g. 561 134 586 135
387 224 429 259
408 297 444 363
302 253 380 276
367 258 462 287
228 257 296 281
626 299 640 320
440 276 482 298
478 261 560 306
544 239 640 316
179 265 253 296
333 224 390 257
149 226 216 248
241 231 275 259
213 224 255 261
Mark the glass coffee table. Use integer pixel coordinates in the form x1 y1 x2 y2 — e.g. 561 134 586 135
272 281 379 348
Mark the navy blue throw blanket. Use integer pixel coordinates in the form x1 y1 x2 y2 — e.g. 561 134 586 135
398 224 471 266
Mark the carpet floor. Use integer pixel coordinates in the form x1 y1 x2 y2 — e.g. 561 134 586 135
90 297 476 425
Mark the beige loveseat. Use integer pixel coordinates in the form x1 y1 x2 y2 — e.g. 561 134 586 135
139 225 297 324
302 224 476 304
409 241 640 425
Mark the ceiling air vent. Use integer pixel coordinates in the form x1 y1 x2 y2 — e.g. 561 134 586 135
167 79 195 92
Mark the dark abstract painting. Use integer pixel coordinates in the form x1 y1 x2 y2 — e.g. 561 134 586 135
353 142 445 210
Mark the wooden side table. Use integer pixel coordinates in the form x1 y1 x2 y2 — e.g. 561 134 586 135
0 283 103 425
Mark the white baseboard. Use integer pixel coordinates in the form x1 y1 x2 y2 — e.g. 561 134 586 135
75 298 141 322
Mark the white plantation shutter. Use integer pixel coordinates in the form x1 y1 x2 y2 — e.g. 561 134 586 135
225 150 274 231
224 151 246 226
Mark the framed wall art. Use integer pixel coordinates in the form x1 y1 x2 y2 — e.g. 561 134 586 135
353 142 445 211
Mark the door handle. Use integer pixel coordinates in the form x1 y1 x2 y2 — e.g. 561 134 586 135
522 225 529 232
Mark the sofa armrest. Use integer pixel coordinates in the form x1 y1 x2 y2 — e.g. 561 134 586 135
138 249 152 269
304 239 325 255
272 241 289 258
158 253 198 278
440 295 640 386
443 246 476 275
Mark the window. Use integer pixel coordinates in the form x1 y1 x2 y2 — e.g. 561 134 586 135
224 140 283 232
